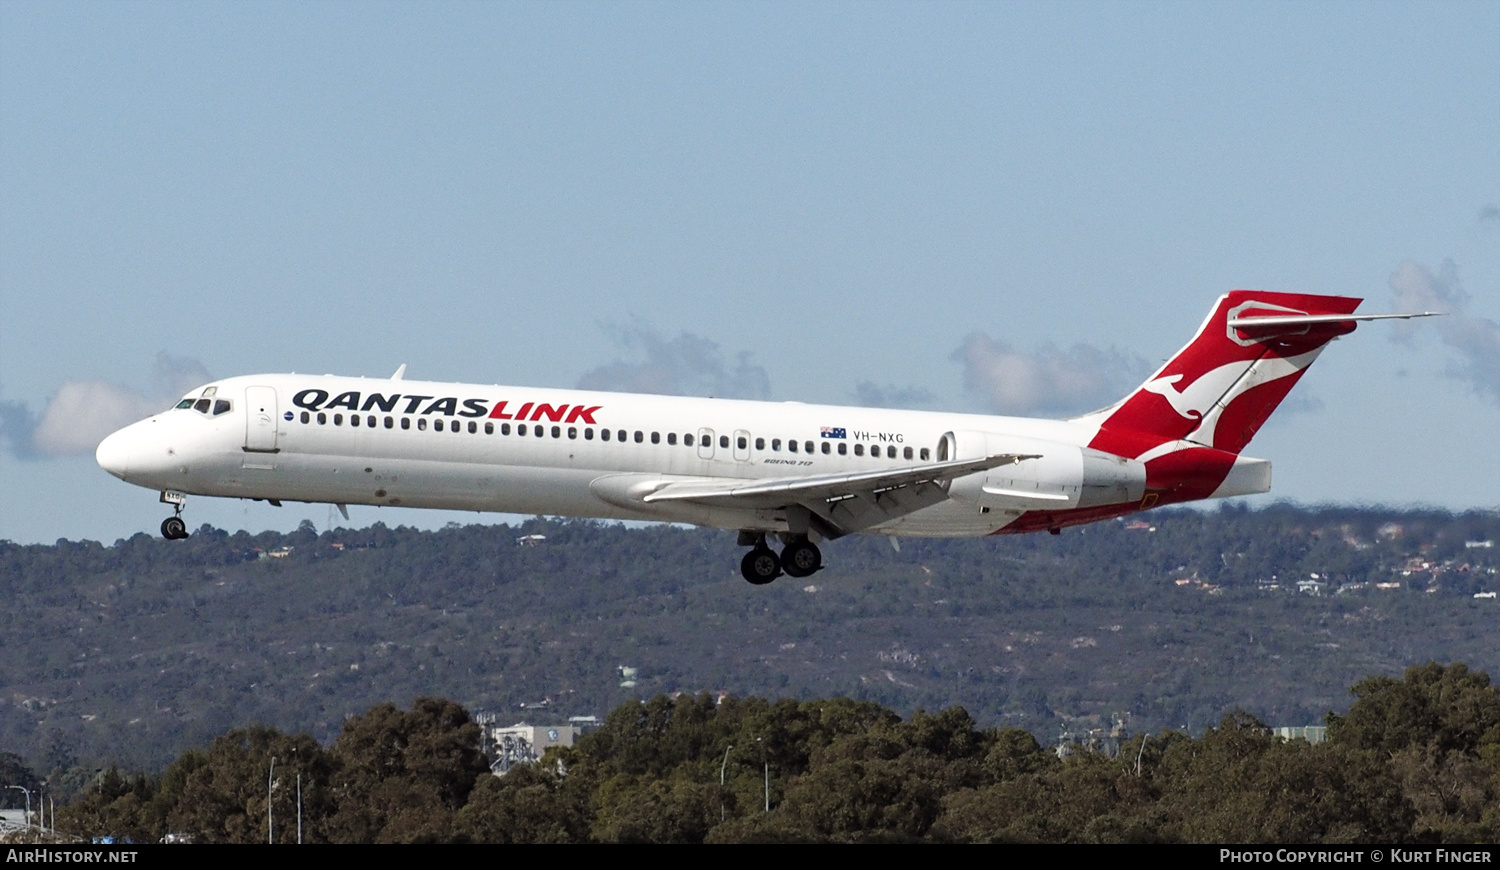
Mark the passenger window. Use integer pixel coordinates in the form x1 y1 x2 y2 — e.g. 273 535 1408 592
401 417 410 430
920 448 930 461
602 429 611 441
568 427 577 439
432 419 441 431
821 442 830 455
385 417 394 429
755 437 764 450
194 399 212 413
334 414 343 426
485 421 493 434
618 430 627 442
585 428 594 440
805 441 814 453
667 432 676 445
317 412 327 425
469 421 477 434
772 439 781 451
300 411 310 424
839 443 847 455
788 440 797 453
737 436 746 449
453 422 461 434
501 423 510 435
368 416 376 428
904 446 913 460
854 444 864 456
684 433 693 446
720 435 728 449
651 432 660 444
634 431 643 443
417 418 426 430
352 415 361 428
549 426 558 438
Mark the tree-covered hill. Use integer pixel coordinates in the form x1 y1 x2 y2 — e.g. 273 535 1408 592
1 504 1496 774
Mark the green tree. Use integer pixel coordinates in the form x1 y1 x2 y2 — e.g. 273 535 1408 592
324 697 489 843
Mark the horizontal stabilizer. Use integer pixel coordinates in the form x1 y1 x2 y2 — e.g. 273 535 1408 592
1228 312 1441 328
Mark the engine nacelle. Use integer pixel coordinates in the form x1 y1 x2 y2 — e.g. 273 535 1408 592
942 430 1145 511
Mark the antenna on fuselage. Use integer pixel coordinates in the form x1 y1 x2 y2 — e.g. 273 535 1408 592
391 364 407 381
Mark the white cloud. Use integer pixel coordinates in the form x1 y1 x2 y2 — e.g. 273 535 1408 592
952 334 1151 416
576 324 771 400
1389 260 1500 406
3 353 211 458
851 382 934 409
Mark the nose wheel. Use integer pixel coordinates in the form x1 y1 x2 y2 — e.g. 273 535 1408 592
159 491 190 540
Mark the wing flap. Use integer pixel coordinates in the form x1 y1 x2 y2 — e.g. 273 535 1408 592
641 453 1036 509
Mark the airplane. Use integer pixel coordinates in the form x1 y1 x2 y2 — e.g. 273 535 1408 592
95 291 1433 584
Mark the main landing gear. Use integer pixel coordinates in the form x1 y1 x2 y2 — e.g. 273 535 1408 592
160 491 190 540
738 533 823 585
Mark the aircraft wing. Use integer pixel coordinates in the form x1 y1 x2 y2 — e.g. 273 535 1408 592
643 453 1033 507
592 453 1035 539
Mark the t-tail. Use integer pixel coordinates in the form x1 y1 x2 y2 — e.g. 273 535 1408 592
1073 291 1432 506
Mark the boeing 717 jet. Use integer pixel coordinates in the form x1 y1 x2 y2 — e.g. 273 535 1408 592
96 291 1430 584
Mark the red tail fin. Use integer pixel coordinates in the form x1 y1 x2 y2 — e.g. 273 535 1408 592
1078 291 1361 459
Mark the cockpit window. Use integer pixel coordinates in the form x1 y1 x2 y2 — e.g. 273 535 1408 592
180 397 233 415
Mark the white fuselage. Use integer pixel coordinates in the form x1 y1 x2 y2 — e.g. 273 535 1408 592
96 373 1165 538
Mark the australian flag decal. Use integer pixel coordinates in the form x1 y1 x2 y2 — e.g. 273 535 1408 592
820 427 846 439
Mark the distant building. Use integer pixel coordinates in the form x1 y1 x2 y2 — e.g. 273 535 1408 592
1274 726 1327 744
482 721 579 774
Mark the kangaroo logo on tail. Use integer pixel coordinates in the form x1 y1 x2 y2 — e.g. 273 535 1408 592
1141 364 1251 422
1076 291 1364 459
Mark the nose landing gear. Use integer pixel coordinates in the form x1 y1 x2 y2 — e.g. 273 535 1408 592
738 533 824 585
159 491 190 540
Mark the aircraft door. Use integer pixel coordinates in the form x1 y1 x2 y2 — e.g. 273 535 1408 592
733 429 751 462
244 386 280 452
697 428 715 460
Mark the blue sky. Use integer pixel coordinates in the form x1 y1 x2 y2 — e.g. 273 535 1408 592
2 1 1497 545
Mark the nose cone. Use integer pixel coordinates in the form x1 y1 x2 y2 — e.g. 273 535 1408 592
96 427 133 480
